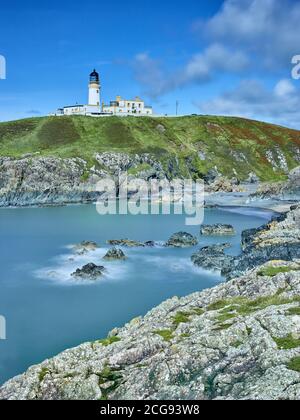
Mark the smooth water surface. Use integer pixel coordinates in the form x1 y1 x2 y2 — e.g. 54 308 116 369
0 204 274 384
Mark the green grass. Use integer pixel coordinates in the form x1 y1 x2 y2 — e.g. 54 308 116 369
213 322 233 331
128 163 152 175
38 367 50 382
172 311 192 326
287 307 300 316
180 333 191 339
0 115 299 181
287 357 300 373
153 329 174 342
232 340 243 348
207 294 300 318
192 308 205 316
273 334 300 350
95 336 121 347
98 365 123 400
216 312 237 323
258 266 300 277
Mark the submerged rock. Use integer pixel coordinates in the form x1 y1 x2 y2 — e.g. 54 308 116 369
73 241 99 255
165 232 198 248
200 224 236 236
103 248 127 261
107 239 145 248
191 244 234 273
2 261 300 400
144 241 155 247
71 263 105 280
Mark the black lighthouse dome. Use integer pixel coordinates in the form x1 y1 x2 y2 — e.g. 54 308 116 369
90 69 99 83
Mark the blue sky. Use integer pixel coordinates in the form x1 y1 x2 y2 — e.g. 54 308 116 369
1 0 300 127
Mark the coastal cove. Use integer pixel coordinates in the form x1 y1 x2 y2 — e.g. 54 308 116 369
0 203 274 385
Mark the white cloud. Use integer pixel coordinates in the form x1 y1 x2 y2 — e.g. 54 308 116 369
197 79 300 128
133 45 248 98
203 0 300 67
182 44 248 81
274 79 296 97
133 54 168 98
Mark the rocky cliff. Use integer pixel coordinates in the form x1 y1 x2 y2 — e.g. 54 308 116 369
1 115 300 206
0 153 168 207
226 204 300 279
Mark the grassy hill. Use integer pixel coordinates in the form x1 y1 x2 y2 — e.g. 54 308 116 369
0 115 299 181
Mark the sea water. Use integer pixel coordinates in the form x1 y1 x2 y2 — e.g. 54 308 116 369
0 204 274 384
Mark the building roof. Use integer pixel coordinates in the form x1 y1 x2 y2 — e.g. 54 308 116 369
63 105 84 109
90 69 99 82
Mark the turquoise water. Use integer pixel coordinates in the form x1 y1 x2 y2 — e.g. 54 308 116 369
0 204 274 384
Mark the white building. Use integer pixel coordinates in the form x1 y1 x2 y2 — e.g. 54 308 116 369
103 96 153 116
53 70 153 117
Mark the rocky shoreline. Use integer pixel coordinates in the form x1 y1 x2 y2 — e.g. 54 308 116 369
1 204 299 400
0 153 299 208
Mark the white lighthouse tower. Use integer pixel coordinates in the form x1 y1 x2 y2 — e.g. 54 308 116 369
88 69 100 107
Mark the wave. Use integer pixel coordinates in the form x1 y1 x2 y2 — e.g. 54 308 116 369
219 206 274 220
34 246 131 286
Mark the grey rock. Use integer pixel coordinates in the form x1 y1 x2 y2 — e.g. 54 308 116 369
165 232 198 248
226 205 300 279
191 244 234 273
200 224 236 236
247 172 260 184
73 241 99 255
206 176 243 193
107 239 146 248
103 248 127 261
71 263 105 281
156 124 166 134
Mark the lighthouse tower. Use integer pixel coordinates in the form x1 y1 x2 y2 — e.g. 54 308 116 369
88 69 100 107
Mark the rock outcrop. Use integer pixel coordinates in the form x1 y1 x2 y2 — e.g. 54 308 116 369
200 224 236 236
251 166 300 200
72 241 99 255
1 260 300 400
225 205 300 279
0 154 169 207
165 232 198 248
107 239 146 248
71 263 106 281
103 248 127 261
191 244 234 273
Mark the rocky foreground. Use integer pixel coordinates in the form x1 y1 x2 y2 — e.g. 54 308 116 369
0 261 299 400
0 205 300 400
1 205 300 400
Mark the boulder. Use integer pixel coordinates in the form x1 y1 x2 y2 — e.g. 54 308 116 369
247 172 260 184
73 241 99 255
103 248 127 261
200 224 236 236
165 232 198 248
71 263 105 280
206 176 242 193
191 243 234 273
107 239 145 247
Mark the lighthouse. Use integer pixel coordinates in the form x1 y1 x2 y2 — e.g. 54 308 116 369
52 68 153 116
88 69 100 106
